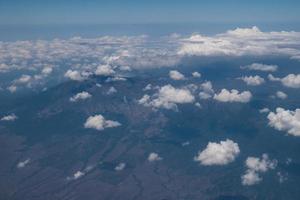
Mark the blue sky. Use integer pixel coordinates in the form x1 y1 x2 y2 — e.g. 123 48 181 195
0 0 299 24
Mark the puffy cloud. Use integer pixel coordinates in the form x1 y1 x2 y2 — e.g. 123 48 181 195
239 75 265 86
148 152 162 162
267 108 300 136
194 139 240 166
241 154 277 186
199 81 214 99
195 102 202 109
64 70 86 81
67 165 95 181
70 91 92 102
95 64 115 76
178 26 300 59
41 67 53 75
115 162 126 171
276 91 288 99
214 89 252 103
107 86 117 95
277 172 288 183
14 74 31 84
269 74 300 88
17 159 30 168
138 84 195 110
241 63 278 72
1 113 17 121
259 108 270 113
192 71 201 78
7 85 17 93
143 84 152 91
281 74 300 88
84 114 121 131
169 70 185 80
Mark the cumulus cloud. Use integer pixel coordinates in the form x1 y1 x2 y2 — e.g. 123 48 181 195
281 74 300 88
14 74 31 84
241 154 277 186
267 107 300 136
84 114 121 131
276 91 288 99
192 71 201 78
115 162 126 171
7 85 17 93
259 108 270 113
64 70 86 81
269 74 300 88
138 84 195 110
239 75 265 86
95 64 115 76
1 113 17 121
241 63 278 72
17 159 30 168
67 165 95 181
70 91 92 102
169 70 185 80
214 89 252 103
143 84 152 91
199 81 214 99
194 139 240 166
148 152 162 162
107 86 117 95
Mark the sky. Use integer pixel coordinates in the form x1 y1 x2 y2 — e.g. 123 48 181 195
0 0 300 25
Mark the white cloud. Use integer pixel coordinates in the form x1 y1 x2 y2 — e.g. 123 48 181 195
169 70 185 80
178 26 300 60
241 63 278 72
241 154 277 186
70 91 92 102
195 102 202 109
1 113 17 121
138 84 195 110
17 159 30 168
95 64 115 76
239 75 265 86
199 92 212 100
67 165 95 181
143 84 152 91
199 81 214 99
194 139 240 166
64 70 86 81
7 85 17 93
192 71 201 78
267 107 300 136
259 108 270 113
42 67 53 75
269 74 300 88
84 114 121 131
214 89 252 103
107 86 117 95
281 74 300 88
148 152 162 162
276 91 288 99
277 172 288 183
14 74 31 84
115 162 126 171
